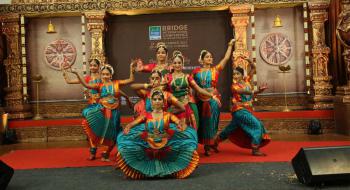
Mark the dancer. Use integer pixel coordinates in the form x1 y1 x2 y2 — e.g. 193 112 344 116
131 70 185 117
165 51 213 129
63 59 101 113
192 39 235 156
116 90 199 179
214 59 271 156
63 59 132 110
70 62 135 161
135 42 171 76
63 59 133 160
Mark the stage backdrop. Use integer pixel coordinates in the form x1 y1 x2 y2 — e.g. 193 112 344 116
106 11 233 114
28 17 91 102
251 7 306 95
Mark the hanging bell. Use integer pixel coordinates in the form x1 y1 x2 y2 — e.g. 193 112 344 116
273 15 283 27
47 20 56 33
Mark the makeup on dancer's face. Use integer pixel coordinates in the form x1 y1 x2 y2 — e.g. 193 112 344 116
156 48 167 62
173 57 183 71
150 73 161 86
89 60 99 73
101 69 112 81
233 70 243 81
203 53 213 64
151 94 164 108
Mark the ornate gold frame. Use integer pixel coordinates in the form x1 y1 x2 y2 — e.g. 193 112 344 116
1 1 307 15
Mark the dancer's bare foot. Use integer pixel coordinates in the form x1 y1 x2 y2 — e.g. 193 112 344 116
204 145 211 156
252 148 266 156
101 158 111 162
101 152 111 162
88 154 96 161
211 138 220 153
209 136 220 153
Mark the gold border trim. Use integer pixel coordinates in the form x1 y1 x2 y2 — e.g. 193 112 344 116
0 0 308 15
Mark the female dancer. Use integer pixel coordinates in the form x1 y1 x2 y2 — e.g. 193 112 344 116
70 62 135 161
63 59 101 114
116 90 199 179
165 51 213 129
131 70 185 116
192 39 235 156
63 59 132 160
135 42 171 76
214 59 270 156
63 59 132 111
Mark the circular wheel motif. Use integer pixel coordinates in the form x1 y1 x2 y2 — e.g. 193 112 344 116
44 39 77 70
259 33 292 66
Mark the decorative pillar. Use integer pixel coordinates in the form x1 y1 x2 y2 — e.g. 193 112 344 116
85 11 107 65
0 14 32 119
309 1 333 109
229 4 252 72
335 0 350 135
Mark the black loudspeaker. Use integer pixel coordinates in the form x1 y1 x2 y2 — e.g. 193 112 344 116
292 146 350 185
0 160 14 190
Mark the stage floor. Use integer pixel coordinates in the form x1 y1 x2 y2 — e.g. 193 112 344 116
1 133 350 157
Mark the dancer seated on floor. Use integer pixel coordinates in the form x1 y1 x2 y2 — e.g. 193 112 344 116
69 62 135 161
164 50 213 130
214 59 271 156
131 70 185 117
116 90 199 179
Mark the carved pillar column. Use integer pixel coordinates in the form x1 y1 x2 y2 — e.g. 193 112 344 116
0 14 32 119
335 0 350 135
309 1 333 109
229 4 252 71
85 11 107 65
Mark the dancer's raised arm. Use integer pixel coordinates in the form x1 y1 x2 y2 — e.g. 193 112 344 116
62 70 80 84
216 39 235 70
246 58 256 80
119 61 136 85
70 70 99 89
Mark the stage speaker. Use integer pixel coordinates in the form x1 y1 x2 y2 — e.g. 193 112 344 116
0 160 13 190
292 146 350 185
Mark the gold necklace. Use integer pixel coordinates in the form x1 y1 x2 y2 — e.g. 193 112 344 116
105 82 114 95
152 114 162 135
172 73 185 91
200 68 210 86
155 63 166 72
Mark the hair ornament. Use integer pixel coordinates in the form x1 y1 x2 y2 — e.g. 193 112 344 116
100 64 114 75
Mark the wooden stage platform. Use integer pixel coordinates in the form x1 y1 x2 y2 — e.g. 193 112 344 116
8 110 335 142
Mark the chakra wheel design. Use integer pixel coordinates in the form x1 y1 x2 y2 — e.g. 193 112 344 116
259 33 292 66
44 39 77 70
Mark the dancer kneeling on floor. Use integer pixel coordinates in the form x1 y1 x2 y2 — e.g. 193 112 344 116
116 90 199 179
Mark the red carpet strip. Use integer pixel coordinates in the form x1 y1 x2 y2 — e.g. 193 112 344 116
1 141 349 170
8 110 334 129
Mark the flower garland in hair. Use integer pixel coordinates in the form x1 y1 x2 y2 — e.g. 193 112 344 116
156 42 167 50
172 50 184 64
100 64 114 75
198 49 208 64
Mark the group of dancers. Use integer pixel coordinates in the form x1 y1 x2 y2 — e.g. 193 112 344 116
62 39 270 179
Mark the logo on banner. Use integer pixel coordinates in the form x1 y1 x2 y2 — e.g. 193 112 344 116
149 26 161 40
